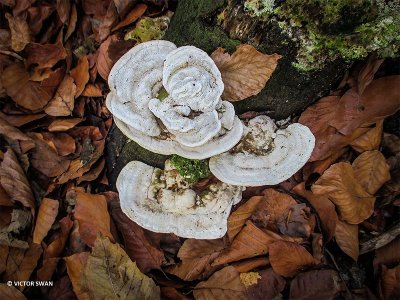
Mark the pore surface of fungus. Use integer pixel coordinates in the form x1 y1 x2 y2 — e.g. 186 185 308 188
209 115 315 186
116 160 243 239
107 40 243 159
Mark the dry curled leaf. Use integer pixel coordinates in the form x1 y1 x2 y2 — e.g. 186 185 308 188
335 220 359 261
212 221 281 266
193 266 247 300
350 120 383 153
227 196 262 242
379 265 400 300
44 215 73 259
1 64 52 111
81 235 160 300
45 75 77 116
0 284 26 300
312 162 375 224
25 42 67 69
70 56 89 97
211 44 282 101
0 149 35 215
74 191 113 247
112 3 147 31
269 240 315 277
48 118 83 132
33 198 59 244
352 150 391 195
5 13 31 52
65 252 90 300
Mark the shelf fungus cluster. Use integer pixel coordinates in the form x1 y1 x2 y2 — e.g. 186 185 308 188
117 160 243 239
106 40 243 160
109 40 315 238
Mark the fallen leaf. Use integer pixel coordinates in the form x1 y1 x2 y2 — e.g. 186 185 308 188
41 132 76 156
65 252 90 300
27 4 54 36
1 63 52 111
193 266 247 300
70 55 89 97
352 150 391 195
0 149 35 215
232 257 270 273
269 241 315 277
56 0 70 23
0 284 26 300
293 183 338 242
244 268 285 300
37 257 60 281
112 3 147 31
77 158 105 183
48 276 76 300
108 195 164 273
45 75 77 116
311 233 324 264
74 191 113 247
97 35 118 80
65 3 77 41
289 269 346 299
48 118 83 132
33 198 59 244
212 221 281 266
350 120 383 153
25 42 67 69
0 116 35 154
227 196 262 242
0 111 46 127
379 265 400 300
161 287 189 300
81 83 103 97
335 220 359 261
5 13 31 51
211 45 282 101
81 235 160 300
166 239 224 281
373 237 400 272
44 215 73 259
312 162 375 224
29 133 70 177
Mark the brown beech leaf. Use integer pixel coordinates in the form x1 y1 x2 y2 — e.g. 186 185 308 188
350 120 383 153
373 237 400 272
0 116 35 154
380 265 400 300
44 215 73 259
293 183 338 242
70 56 89 97
97 35 117 80
232 257 270 273
56 0 70 23
81 235 160 300
161 287 189 300
0 149 35 215
227 196 262 242
211 45 282 101
74 191 113 247
45 75 76 116
0 111 46 127
112 3 147 31
33 198 59 244
166 238 224 281
352 150 391 195
269 240 315 277
312 162 375 224
41 132 76 156
65 3 77 41
108 194 164 273
212 221 281 266
251 189 311 238
48 276 76 300
5 13 31 52
289 269 346 299
37 257 60 281
77 158 105 183
244 269 285 300
65 252 90 300
193 266 247 300
82 84 103 97
1 64 52 111
48 118 83 132
29 133 70 177
335 220 359 261
25 42 67 69
0 284 26 300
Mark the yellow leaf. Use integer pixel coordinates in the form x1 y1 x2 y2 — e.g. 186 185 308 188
312 162 375 224
81 235 160 300
211 45 281 101
352 150 391 195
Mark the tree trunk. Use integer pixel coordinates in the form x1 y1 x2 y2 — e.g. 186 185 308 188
106 0 349 188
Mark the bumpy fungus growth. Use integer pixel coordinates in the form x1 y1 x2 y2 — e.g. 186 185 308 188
209 116 315 186
117 160 243 238
107 40 243 159
170 155 211 184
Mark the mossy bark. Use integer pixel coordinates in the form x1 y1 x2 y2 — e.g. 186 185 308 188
106 0 349 188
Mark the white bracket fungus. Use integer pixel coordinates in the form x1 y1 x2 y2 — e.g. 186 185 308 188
107 40 243 159
209 115 315 186
116 160 243 239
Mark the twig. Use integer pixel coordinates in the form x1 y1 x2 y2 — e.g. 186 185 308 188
360 222 400 254
0 50 24 61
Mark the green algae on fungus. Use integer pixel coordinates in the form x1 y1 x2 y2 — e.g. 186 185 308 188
244 0 275 17
170 155 211 184
248 0 400 71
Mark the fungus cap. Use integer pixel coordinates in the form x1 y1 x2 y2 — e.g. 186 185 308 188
209 116 315 186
